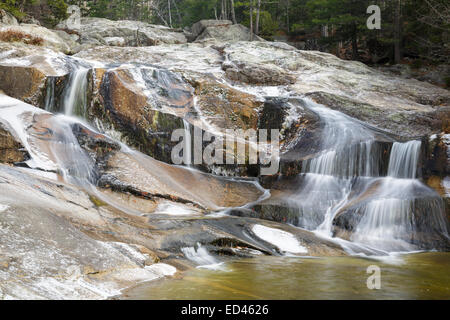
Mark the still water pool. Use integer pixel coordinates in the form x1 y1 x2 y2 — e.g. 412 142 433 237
123 252 450 300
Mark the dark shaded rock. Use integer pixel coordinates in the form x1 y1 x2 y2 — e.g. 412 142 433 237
258 97 289 130
71 122 120 173
231 205 300 226
0 123 29 163
423 134 450 177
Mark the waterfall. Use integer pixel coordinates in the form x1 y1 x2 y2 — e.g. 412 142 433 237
287 98 448 253
44 77 56 113
347 141 447 251
387 141 421 179
62 65 89 117
349 178 448 251
289 98 386 230
46 116 97 187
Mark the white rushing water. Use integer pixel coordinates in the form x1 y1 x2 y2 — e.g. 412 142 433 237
287 98 449 254
387 141 421 179
62 64 89 117
1 51 447 266
181 243 225 270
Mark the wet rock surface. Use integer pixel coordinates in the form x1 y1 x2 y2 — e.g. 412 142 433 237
0 162 344 299
0 18 449 299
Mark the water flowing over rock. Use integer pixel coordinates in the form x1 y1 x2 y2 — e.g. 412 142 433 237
255 99 450 252
0 19 449 299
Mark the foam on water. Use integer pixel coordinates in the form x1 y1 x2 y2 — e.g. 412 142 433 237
181 243 226 270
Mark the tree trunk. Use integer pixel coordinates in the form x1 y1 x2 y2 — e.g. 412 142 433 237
230 0 237 24
172 0 182 26
221 0 226 20
351 30 358 60
394 0 402 64
255 0 261 35
250 0 254 41
168 0 172 28
286 0 290 33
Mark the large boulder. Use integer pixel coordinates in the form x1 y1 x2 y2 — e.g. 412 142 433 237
0 43 69 106
195 23 264 42
58 17 187 48
0 24 76 54
222 41 450 139
93 65 193 163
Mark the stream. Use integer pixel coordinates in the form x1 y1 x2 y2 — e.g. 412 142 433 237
123 252 450 300
0 50 449 299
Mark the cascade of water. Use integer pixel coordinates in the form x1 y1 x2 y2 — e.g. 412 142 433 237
44 77 56 113
387 141 421 179
349 178 448 251
288 98 385 230
62 65 89 117
181 243 224 270
288 98 448 253
46 115 97 187
346 140 448 251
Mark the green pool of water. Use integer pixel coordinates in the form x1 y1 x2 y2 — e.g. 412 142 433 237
123 252 450 300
